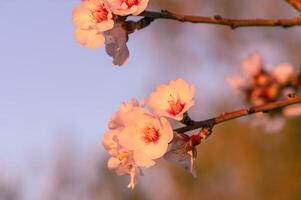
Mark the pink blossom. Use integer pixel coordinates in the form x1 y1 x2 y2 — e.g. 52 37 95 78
102 129 141 189
273 64 295 84
107 0 149 16
72 0 114 48
117 108 173 167
73 0 114 31
108 98 140 130
103 99 173 188
147 78 196 121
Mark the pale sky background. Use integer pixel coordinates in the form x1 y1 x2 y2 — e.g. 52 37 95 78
0 1 298 198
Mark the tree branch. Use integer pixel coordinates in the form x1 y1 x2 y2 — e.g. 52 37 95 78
286 0 301 13
174 95 301 133
139 10 301 29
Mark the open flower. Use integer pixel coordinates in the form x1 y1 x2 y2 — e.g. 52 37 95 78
108 98 140 130
147 78 196 121
72 0 114 48
108 156 140 189
111 100 173 165
103 99 173 188
73 0 114 31
227 53 301 133
107 0 149 16
102 129 141 189
117 108 174 167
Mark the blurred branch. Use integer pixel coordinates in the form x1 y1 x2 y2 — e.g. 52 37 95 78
175 95 301 133
286 0 301 13
139 10 301 29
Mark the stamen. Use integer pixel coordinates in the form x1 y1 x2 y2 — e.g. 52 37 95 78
91 4 108 23
122 0 140 8
143 127 160 144
167 97 185 116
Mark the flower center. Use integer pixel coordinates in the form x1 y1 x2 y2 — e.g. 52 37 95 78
167 98 186 116
143 127 160 144
91 4 108 23
122 0 140 8
117 152 129 161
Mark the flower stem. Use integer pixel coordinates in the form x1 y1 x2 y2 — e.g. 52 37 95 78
174 95 301 133
139 10 301 29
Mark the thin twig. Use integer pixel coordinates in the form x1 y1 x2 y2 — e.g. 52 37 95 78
174 96 301 133
139 10 301 29
286 0 301 13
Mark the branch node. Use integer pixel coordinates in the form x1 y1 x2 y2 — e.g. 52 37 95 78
180 112 195 125
161 9 171 15
248 107 256 114
139 9 301 29
213 15 223 20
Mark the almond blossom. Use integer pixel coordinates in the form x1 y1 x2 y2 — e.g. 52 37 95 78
227 53 298 105
72 0 114 48
102 129 141 189
102 98 174 188
107 0 149 16
73 0 114 31
227 53 300 133
117 108 173 167
147 78 196 121
103 99 145 188
108 98 141 130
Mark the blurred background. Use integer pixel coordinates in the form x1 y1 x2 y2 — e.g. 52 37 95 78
0 0 301 199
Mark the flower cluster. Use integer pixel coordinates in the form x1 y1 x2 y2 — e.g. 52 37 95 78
72 0 149 66
227 53 301 132
102 79 198 188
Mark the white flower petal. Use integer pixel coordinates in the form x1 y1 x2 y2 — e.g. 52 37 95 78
107 0 149 16
107 157 121 170
273 64 295 84
147 78 196 120
144 142 169 160
75 29 105 48
133 150 155 167
118 126 146 150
